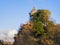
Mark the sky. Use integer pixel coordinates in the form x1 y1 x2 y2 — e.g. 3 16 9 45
0 0 60 30
0 0 60 42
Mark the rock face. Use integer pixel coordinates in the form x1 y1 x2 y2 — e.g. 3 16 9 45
13 21 36 45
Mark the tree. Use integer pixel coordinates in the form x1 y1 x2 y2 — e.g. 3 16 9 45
30 10 51 36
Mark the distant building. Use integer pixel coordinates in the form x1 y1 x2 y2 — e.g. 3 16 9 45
3 41 12 45
0 40 12 45
29 7 37 17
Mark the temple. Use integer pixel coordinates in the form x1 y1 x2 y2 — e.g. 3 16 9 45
29 7 37 17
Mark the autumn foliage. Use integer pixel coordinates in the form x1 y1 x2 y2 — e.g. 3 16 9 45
13 8 60 45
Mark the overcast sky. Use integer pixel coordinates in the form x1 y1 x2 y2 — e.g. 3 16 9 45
0 0 60 30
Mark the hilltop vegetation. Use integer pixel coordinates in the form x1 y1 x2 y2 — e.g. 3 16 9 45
13 8 60 45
